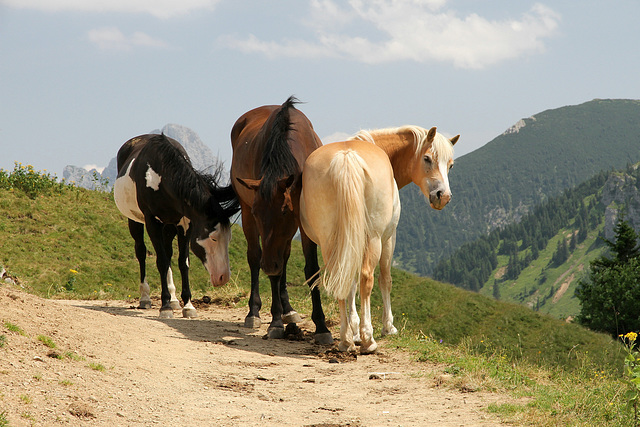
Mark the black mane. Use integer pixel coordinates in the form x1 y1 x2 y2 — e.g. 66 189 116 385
146 134 239 221
259 96 301 200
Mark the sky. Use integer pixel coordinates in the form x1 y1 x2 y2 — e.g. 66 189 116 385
1 0 639 177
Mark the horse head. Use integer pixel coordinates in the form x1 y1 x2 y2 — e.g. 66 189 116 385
236 174 298 276
190 191 239 287
414 127 459 210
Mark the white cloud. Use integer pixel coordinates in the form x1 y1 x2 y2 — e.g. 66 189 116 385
87 27 168 51
1 0 220 19
220 1 560 69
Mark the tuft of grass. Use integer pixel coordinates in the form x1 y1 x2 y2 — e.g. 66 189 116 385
88 362 105 372
36 335 56 349
19 395 31 405
0 335 6 348
59 379 74 387
0 411 7 427
3 321 26 336
64 351 84 361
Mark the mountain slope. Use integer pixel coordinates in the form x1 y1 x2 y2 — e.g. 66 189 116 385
395 99 640 275
434 162 640 320
63 123 222 190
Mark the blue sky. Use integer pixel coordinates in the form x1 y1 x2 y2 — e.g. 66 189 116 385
1 0 639 176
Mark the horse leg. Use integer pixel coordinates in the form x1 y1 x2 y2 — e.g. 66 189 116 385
301 232 332 344
267 274 285 339
338 298 356 352
346 285 361 344
359 238 381 354
279 249 302 325
177 226 197 318
144 217 174 318
128 220 151 309
380 232 397 336
242 209 262 328
162 225 181 310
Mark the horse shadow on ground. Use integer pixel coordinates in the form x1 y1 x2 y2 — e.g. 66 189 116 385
66 297 354 363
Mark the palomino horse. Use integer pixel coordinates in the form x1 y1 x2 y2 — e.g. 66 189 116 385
300 126 458 353
114 134 240 318
231 96 332 343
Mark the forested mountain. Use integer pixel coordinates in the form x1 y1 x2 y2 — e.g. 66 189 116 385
395 99 640 275
432 162 640 320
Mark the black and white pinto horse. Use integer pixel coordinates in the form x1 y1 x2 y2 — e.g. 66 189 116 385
114 134 240 318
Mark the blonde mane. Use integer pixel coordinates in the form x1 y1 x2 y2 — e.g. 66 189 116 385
349 125 454 162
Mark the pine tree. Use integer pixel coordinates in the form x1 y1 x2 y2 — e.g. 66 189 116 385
576 216 640 336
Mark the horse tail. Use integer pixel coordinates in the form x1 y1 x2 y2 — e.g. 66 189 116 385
322 149 370 300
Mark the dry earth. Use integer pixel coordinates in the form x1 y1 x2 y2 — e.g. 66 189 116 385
0 284 511 426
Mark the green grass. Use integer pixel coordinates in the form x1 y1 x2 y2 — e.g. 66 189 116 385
36 335 56 349
0 165 635 425
3 321 26 336
88 362 106 372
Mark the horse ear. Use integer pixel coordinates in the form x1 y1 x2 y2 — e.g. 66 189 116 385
427 127 437 142
278 174 296 190
236 177 261 191
282 188 294 213
450 134 460 146
278 175 296 213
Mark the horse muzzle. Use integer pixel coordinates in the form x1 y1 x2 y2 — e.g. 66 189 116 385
429 190 451 210
210 270 230 287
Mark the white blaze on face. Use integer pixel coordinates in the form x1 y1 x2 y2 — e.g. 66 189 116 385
437 159 452 197
196 225 232 287
114 159 145 223
145 164 162 191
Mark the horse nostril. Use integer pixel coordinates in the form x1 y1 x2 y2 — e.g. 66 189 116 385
436 190 443 200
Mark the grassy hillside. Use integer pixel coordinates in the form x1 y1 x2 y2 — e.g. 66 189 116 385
396 99 640 276
1 165 637 425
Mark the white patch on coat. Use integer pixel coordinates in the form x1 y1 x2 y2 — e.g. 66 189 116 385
178 216 190 232
140 276 151 304
167 267 179 304
114 159 145 223
145 164 162 191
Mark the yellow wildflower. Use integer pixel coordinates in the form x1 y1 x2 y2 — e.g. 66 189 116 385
626 332 638 342
69 269 78 274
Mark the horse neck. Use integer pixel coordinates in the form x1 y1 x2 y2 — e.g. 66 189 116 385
371 133 416 189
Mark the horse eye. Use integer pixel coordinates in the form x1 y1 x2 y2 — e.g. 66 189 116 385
449 164 454 171
423 155 432 164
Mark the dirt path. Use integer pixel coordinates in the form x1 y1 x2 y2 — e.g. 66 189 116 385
0 285 508 426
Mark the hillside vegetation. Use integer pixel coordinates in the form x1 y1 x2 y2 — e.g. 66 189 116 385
0 164 637 425
434 162 640 322
396 99 640 276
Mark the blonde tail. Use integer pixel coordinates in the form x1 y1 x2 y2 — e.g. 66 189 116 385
322 149 370 300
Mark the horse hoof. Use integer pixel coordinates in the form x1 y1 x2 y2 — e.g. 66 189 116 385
159 308 174 319
382 325 398 336
338 341 356 352
360 341 378 355
182 307 197 318
244 316 261 329
267 326 285 339
170 300 181 310
138 300 152 309
314 332 334 345
282 311 303 324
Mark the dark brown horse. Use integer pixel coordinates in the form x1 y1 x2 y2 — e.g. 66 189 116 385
231 96 332 343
